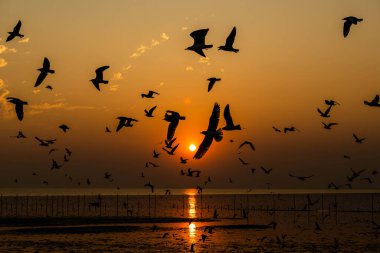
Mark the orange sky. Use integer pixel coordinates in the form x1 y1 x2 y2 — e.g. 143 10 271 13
0 0 380 189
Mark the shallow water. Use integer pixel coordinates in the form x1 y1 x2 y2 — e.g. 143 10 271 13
0 191 379 252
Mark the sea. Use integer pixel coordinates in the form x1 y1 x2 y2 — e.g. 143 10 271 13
0 188 378 252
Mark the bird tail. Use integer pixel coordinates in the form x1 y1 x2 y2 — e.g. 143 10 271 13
235 125 241 130
233 49 239 53
19 34 24 38
104 80 109 84
141 94 146 98
214 129 223 142
48 70 55 74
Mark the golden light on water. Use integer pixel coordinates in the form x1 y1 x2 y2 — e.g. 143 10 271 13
188 194 197 218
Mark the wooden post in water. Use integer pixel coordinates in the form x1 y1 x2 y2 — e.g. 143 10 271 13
233 194 236 218
116 193 119 217
0 194 2 217
77 195 80 216
321 193 324 223
182 194 185 217
272 194 276 221
148 194 151 217
371 193 374 223
15 194 18 217
335 194 338 225
200 192 203 218
293 194 296 225
45 195 48 217
26 195 29 217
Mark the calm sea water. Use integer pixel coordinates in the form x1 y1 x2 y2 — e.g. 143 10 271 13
0 189 379 252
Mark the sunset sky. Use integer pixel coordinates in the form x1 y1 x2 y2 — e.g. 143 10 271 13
1 0 380 189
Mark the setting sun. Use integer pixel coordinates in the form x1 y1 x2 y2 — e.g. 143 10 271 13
189 144 197 152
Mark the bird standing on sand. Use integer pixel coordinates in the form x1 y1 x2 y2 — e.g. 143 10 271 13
222 104 241 130
7 97 28 121
194 103 223 159
6 20 24 42
207 77 221 92
342 16 363 37
90 66 109 91
35 57 55 87
185 29 213 57
218 27 239 53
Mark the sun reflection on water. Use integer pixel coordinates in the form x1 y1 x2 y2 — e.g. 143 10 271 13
188 194 197 242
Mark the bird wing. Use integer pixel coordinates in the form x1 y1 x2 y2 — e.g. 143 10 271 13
353 133 358 141
95 66 109 79
373 95 380 104
343 20 352 37
208 80 215 92
167 120 178 140
207 103 220 131
14 20 22 33
325 105 333 115
193 135 213 159
43 57 50 70
317 108 323 115
223 104 234 126
116 118 126 132
15 102 24 121
35 72 48 87
194 48 206 57
225 27 236 47
149 106 157 114
91 79 100 91
190 29 209 45
171 143 179 153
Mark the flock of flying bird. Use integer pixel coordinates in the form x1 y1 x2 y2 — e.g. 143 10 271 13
2 15 379 192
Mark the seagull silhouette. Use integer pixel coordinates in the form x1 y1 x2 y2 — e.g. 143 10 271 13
144 105 157 117
153 149 160 158
7 97 28 121
272 126 281 132
185 29 213 57
239 141 255 151
342 16 363 38
218 27 239 53
11 131 27 139
194 103 223 159
105 127 111 133
141 90 159 98
238 157 249 166
317 105 333 118
59 124 70 133
289 174 313 181
222 104 241 130
148 162 160 167
325 100 340 106
164 138 177 149
284 127 298 133
353 133 365 143
51 159 61 170
90 66 109 91
116 117 138 132
144 182 154 193
45 85 53 90
162 143 179 155
6 20 24 42
364 95 380 107
361 177 373 184
35 57 55 87
35 137 56 147
322 122 338 130
180 157 188 164
207 77 221 92
260 166 273 174
164 110 185 141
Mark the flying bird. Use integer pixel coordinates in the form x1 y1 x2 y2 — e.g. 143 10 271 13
222 104 241 131
207 78 221 92
6 20 24 42
144 105 157 117
90 66 109 91
180 157 188 164
51 159 61 170
284 127 298 133
116 117 138 132
272 126 281 132
194 103 223 159
325 100 340 106
164 110 185 141
218 26 239 53
45 85 53 90
153 150 160 158
289 174 313 181
59 124 70 133
165 138 177 149
105 127 111 133
353 133 365 144
141 90 159 98
322 122 338 130
238 157 249 166
11 131 27 139
342 16 363 38
260 166 273 174
185 29 213 57
35 57 55 87
317 105 333 118
162 143 179 155
238 141 255 151
364 95 380 107
7 97 28 121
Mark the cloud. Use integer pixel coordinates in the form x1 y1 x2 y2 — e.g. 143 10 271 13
109 84 119 92
18 37 30 43
122 65 132 71
161 33 169 40
0 58 8 68
130 33 170 58
112 72 123 81
0 45 7 54
33 89 41 94
0 79 14 119
30 102 65 110
185 66 194 71
181 27 188 31
0 45 17 54
27 102 94 115
199 57 211 65
8 48 17 53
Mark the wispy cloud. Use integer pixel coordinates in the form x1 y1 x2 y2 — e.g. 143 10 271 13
130 32 170 58
122 65 132 71
0 58 8 68
32 89 41 94
181 27 188 31
112 72 123 81
28 102 94 116
0 45 17 54
18 37 30 43
109 84 119 92
199 57 211 65
0 79 14 119
185 66 194 71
